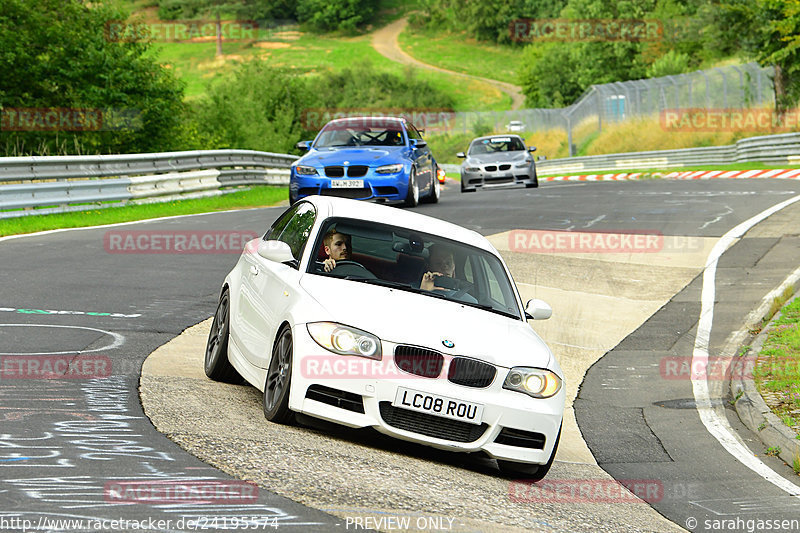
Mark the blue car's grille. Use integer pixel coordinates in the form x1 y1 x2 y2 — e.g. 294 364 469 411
347 165 368 177
325 166 344 177
324 165 369 178
320 188 372 199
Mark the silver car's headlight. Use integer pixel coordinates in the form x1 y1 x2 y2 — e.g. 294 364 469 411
503 367 562 398
376 163 403 174
515 160 532 168
307 322 381 359
464 166 481 172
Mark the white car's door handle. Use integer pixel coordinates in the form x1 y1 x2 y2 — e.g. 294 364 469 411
249 265 259 276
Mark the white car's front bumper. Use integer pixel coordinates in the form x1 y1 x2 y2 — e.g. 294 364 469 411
288 327 564 465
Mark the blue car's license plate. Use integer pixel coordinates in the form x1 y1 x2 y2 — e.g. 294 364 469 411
331 179 364 188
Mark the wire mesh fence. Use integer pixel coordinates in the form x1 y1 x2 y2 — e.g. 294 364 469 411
444 62 775 156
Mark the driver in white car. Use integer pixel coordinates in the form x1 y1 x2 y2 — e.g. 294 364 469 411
322 228 351 272
420 245 456 291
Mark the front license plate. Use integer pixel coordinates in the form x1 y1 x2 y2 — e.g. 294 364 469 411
393 387 484 425
331 179 364 188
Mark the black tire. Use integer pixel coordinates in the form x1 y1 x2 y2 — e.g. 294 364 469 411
421 167 441 204
497 424 561 481
525 176 539 188
404 168 419 207
461 178 476 193
263 325 294 424
289 189 299 205
204 289 242 383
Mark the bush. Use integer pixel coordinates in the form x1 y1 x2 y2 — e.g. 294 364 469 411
0 0 187 155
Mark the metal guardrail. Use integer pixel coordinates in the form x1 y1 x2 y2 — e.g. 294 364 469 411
535 132 800 175
0 150 296 219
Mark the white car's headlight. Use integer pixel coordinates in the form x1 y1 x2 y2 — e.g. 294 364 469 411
503 367 562 398
295 165 318 176
376 163 403 174
464 166 480 172
516 159 532 167
307 322 382 359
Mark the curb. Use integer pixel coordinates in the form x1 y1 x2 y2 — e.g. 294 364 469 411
732 290 800 470
539 168 800 182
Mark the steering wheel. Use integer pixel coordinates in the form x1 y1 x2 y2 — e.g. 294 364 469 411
433 276 473 298
331 260 376 279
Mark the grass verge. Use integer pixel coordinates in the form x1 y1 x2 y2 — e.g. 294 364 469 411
0 186 288 237
753 295 800 436
397 26 520 85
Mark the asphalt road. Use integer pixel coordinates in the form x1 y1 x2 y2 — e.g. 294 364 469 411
2 178 800 532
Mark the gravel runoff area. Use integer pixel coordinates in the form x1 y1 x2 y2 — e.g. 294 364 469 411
139 232 718 532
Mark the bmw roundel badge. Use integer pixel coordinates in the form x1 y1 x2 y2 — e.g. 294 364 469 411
442 339 455 349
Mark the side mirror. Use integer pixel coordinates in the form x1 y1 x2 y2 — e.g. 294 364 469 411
410 139 427 148
258 240 295 263
456 152 466 158
295 140 311 151
525 299 552 320
527 146 537 152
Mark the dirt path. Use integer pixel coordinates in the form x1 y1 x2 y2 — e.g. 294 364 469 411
370 17 526 111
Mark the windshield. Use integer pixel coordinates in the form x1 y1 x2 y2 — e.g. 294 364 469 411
307 217 523 320
468 136 525 155
314 118 406 148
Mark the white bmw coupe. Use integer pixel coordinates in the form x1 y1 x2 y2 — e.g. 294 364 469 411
204 196 564 479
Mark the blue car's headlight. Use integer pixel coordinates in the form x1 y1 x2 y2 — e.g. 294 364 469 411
295 165 318 176
376 164 403 174
503 367 562 398
307 322 382 359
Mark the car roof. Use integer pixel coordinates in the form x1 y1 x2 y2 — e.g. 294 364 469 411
302 196 494 253
325 116 407 127
470 134 524 144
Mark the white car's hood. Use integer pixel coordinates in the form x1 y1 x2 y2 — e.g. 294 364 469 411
299 274 552 369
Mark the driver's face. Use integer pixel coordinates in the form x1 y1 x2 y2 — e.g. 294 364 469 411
429 252 455 277
325 233 350 260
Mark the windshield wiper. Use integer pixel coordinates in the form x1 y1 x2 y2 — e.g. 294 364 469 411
346 277 419 291
461 302 521 320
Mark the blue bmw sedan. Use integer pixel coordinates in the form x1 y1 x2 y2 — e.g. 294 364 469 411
290 116 440 207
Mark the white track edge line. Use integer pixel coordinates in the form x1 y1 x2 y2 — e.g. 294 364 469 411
692 193 800 496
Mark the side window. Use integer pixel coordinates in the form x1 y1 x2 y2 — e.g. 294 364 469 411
265 205 298 241
276 203 316 261
406 124 422 140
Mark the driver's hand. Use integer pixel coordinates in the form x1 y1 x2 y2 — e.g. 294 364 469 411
323 258 336 272
421 271 445 291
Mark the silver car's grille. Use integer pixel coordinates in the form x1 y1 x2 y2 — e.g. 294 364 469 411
484 165 497 172
499 164 511 171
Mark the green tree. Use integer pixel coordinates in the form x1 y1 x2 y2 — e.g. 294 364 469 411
709 0 800 109
295 0 378 33
0 0 186 155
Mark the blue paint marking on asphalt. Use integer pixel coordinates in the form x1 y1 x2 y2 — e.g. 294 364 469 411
0 457 30 462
